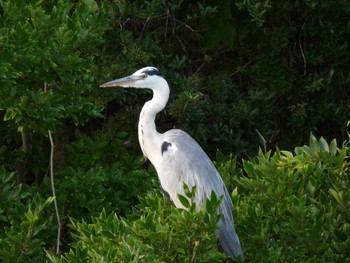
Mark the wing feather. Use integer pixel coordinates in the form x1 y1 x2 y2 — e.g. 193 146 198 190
159 129 243 261
160 129 223 206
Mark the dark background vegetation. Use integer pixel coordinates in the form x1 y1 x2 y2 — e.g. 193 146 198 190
0 0 349 262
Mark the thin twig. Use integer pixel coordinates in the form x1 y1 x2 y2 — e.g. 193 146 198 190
45 82 61 254
299 22 306 76
48 130 61 254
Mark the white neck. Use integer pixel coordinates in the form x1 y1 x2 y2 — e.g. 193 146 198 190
138 78 170 169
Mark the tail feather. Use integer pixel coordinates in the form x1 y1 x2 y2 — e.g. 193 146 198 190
216 218 244 262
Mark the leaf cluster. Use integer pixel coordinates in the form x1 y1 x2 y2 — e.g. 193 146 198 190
0 167 54 262
48 187 227 262
235 134 350 262
0 0 109 134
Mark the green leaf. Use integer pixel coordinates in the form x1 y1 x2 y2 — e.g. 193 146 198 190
281 150 294 158
306 180 315 198
329 189 343 205
3 109 16 121
242 160 254 176
309 133 319 153
329 139 337 156
318 136 329 152
178 194 190 208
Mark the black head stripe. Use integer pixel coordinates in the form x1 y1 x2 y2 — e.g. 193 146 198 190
142 67 162 77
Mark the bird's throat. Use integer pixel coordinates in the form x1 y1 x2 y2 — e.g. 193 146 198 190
137 80 170 170
138 99 163 169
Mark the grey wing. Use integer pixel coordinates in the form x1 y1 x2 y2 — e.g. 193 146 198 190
159 129 244 261
159 129 226 208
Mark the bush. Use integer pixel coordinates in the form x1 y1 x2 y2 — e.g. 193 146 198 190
50 122 154 220
235 134 350 262
48 187 228 262
0 167 54 262
0 0 111 183
46 134 350 262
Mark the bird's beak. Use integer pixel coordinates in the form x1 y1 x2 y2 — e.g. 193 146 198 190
100 75 142 88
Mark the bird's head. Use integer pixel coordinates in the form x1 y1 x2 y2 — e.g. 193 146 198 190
100 66 165 89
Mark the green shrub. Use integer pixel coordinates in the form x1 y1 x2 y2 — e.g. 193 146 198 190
48 123 154 220
53 163 152 220
0 168 54 262
235 134 350 262
48 187 228 262
0 0 111 182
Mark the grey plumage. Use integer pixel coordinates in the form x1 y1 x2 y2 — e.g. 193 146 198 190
160 129 243 260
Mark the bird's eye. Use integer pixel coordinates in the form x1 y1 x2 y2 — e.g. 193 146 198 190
141 73 148 79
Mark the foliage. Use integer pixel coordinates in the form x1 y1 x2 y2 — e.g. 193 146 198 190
0 0 111 182
0 167 25 222
235 133 350 262
0 0 109 132
0 168 54 262
35 121 154 222
47 186 227 262
45 134 350 262
52 163 152 220
232 0 350 150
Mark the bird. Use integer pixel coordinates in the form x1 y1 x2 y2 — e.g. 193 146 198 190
100 66 244 261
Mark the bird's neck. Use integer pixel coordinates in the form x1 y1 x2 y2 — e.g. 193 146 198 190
138 80 170 166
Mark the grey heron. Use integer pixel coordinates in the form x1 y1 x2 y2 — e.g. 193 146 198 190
101 67 244 261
